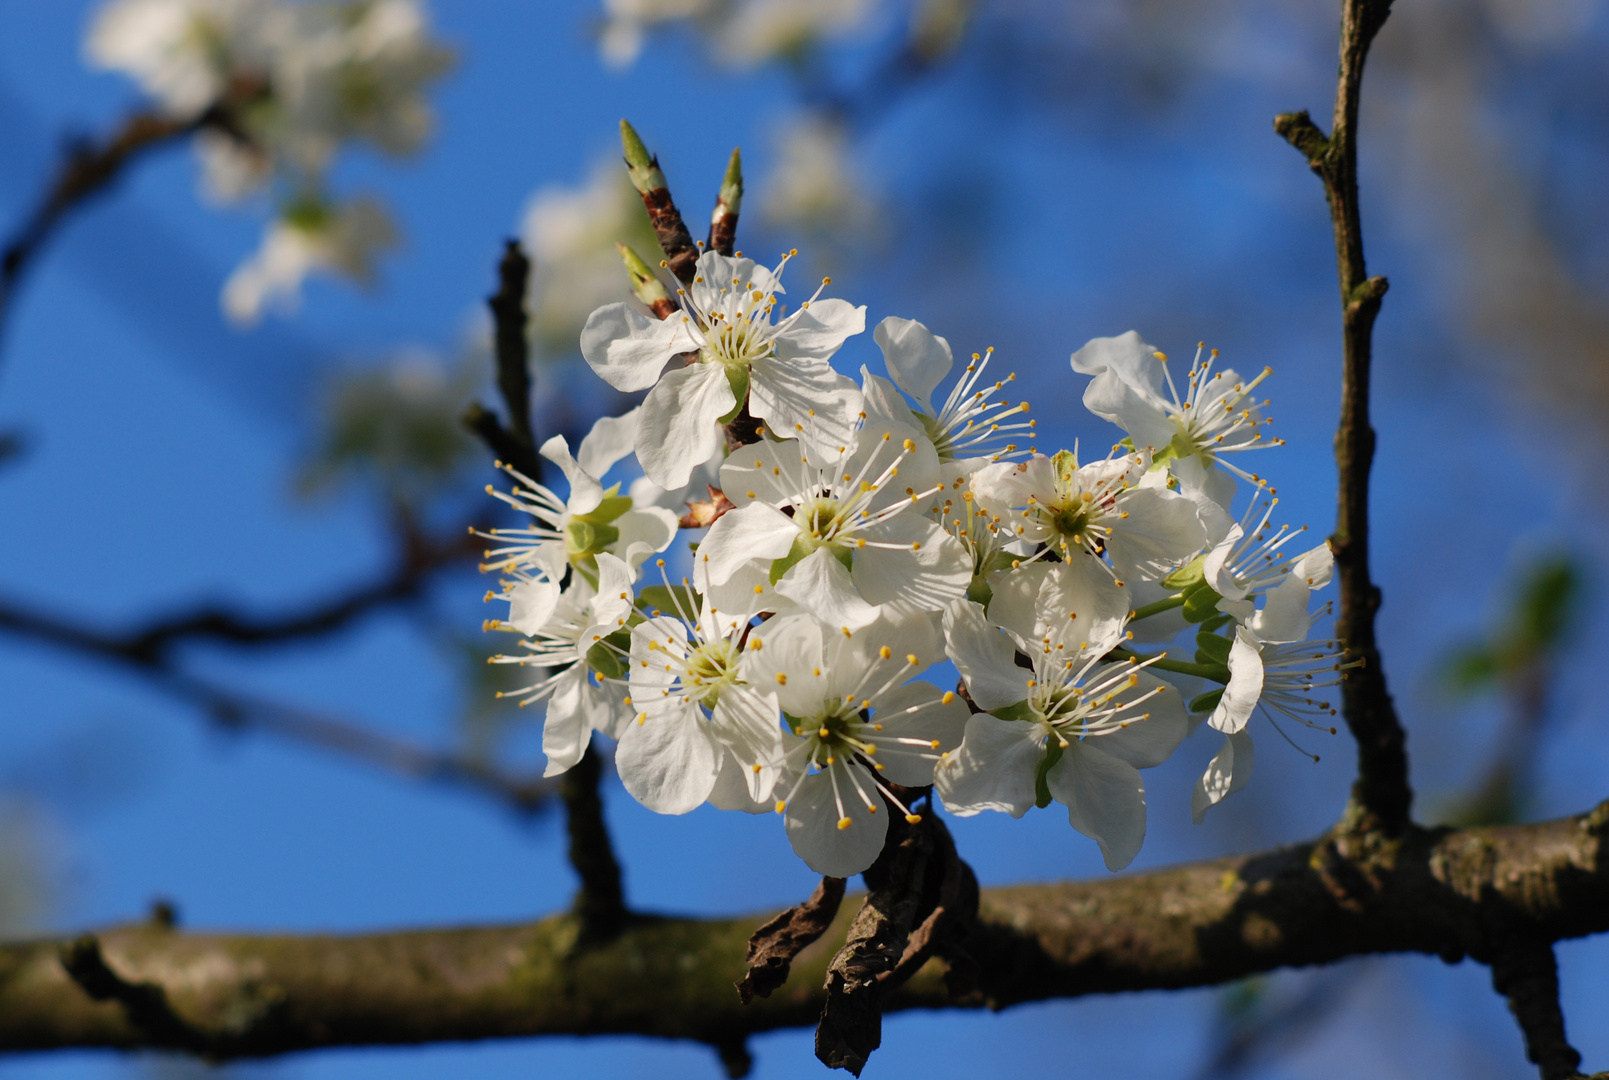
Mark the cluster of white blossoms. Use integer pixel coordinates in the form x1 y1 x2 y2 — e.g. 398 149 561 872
481 249 1351 877
86 0 451 323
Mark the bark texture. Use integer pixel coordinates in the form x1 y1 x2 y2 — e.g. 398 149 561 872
6 803 1607 1058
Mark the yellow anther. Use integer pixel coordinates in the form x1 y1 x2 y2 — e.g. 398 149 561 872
941 691 955 705
879 646 893 660
776 673 788 685
836 816 852 830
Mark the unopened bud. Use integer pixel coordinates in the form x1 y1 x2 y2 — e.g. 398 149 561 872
618 118 666 194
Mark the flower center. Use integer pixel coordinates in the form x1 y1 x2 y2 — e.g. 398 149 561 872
702 319 771 369
682 638 741 707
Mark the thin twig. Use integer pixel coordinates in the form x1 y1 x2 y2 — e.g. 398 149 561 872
1274 0 1411 834
0 577 554 814
462 239 628 931
1489 941 1586 1080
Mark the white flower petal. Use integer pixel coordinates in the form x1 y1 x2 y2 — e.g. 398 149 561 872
784 765 889 877
873 316 952 415
774 297 865 359
1047 742 1147 871
1031 556 1132 656
748 352 860 455
935 714 1043 818
1106 486 1208 584
615 701 721 814
1069 330 1165 396
635 361 737 490
1091 668 1189 770
1082 369 1177 453
504 575 561 635
580 301 695 392
577 406 641 480
708 751 774 814
699 501 800 585
711 683 785 803
539 434 605 516
613 507 679 571
942 599 1031 712
541 665 594 777
776 547 880 630
741 614 828 719
1192 730 1255 823
851 515 971 616
868 681 967 786
1209 627 1264 734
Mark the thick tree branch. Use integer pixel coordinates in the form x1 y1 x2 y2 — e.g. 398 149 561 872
6 803 1608 1059
1275 0 1410 834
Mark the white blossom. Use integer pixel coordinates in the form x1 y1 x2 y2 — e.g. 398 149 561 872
743 613 968 877
868 317 1034 467
700 427 971 630
936 573 1187 870
221 197 395 325
973 447 1206 585
479 409 678 582
617 573 782 815
580 249 865 490
87 0 276 115
1071 331 1283 508
486 553 636 777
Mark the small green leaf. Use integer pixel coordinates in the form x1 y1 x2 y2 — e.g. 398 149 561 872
1195 631 1233 664
637 584 701 618
1189 688 1225 714
1182 583 1224 623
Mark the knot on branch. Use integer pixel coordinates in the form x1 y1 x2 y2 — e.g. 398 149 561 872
814 807 979 1076
60 935 208 1051
1273 110 1332 170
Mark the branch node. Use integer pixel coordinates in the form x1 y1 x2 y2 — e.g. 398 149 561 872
712 1035 754 1079
59 935 205 1051
1273 109 1332 167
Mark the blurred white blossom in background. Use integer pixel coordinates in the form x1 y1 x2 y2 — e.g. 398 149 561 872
85 0 451 324
222 195 396 324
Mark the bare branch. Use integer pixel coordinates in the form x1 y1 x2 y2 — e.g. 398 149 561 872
7 804 1609 1059
620 120 699 285
1489 941 1586 1080
1274 0 1410 834
0 80 266 357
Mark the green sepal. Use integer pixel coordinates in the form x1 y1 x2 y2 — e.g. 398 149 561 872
717 367 750 425
1194 630 1233 665
989 699 1036 723
1188 688 1225 714
965 576 994 608
1162 554 1207 591
1034 739 1065 810
566 519 620 559
1199 611 1235 633
636 584 701 619
769 533 816 585
782 712 808 735
583 490 633 525
1181 583 1224 624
